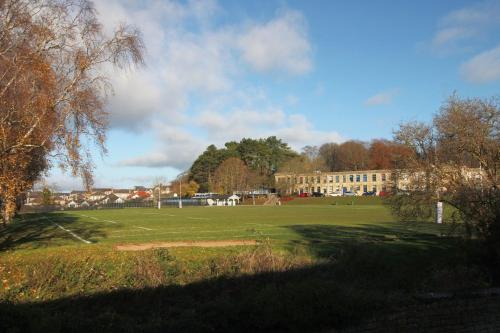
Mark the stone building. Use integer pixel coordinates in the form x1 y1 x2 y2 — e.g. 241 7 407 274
274 169 394 196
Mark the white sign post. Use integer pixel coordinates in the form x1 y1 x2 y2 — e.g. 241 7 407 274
436 201 443 224
158 184 161 209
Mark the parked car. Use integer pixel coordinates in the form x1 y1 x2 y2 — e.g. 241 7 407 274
362 191 376 196
312 192 325 197
343 191 356 196
327 191 342 197
298 192 309 197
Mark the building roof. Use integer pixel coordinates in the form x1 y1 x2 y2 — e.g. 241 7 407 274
113 189 131 193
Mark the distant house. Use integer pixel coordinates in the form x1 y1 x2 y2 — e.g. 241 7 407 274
115 197 126 204
92 188 113 195
97 193 117 204
67 200 78 208
113 189 131 200
25 191 42 206
53 193 70 206
88 191 107 202
69 191 86 201
129 190 151 201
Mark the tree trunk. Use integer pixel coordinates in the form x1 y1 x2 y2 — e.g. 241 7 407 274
1 196 17 225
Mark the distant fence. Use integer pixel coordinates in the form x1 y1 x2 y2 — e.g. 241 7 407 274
21 198 207 213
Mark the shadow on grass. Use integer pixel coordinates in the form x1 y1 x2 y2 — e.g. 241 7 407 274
287 222 452 257
0 223 495 332
0 213 106 251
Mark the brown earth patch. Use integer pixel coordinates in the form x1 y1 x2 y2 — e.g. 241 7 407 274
115 240 258 251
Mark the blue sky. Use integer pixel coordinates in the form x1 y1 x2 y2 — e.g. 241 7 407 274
46 0 500 191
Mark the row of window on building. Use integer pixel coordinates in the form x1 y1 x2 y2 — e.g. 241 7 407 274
286 173 389 185
299 184 388 194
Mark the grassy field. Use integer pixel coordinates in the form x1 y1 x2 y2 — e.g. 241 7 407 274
1 203 445 251
14 204 397 248
1 203 497 332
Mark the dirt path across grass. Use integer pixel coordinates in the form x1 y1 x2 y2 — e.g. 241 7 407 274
115 240 258 251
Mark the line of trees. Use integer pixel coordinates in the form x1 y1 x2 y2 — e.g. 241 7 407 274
0 0 144 224
189 136 297 192
387 95 499 261
278 140 412 175
188 137 414 194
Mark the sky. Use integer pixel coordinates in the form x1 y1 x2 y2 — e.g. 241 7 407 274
45 0 500 191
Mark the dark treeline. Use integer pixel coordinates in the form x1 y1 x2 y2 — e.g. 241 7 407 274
189 137 412 192
189 137 297 192
317 139 412 171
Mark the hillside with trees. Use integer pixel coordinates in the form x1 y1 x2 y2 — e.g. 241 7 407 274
189 136 297 192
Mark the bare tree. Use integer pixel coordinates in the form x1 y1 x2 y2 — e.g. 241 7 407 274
389 95 500 254
211 157 249 194
0 0 144 223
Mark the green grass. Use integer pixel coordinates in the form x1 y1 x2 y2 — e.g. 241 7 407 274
1 204 443 251
1 205 496 332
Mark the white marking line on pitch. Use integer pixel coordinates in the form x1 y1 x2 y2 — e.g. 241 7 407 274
80 214 98 220
80 214 117 224
45 217 91 244
245 223 274 227
135 226 153 231
187 217 210 220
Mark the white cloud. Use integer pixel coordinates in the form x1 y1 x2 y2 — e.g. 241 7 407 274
238 9 312 74
86 1 329 171
364 89 399 107
119 106 344 169
460 45 500 83
273 114 343 150
93 1 314 133
106 69 182 131
119 124 204 169
428 1 500 54
197 107 286 139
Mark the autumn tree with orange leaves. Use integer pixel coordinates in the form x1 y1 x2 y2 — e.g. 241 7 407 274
0 0 144 224
210 157 250 194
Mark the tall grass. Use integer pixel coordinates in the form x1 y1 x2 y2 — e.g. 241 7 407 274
0 242 314 303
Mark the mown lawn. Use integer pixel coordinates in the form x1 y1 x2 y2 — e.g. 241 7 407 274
0 203 444 250
1 204 496 332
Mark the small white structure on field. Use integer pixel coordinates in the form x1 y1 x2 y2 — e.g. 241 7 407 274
227 194 240 206
206 194 240 206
